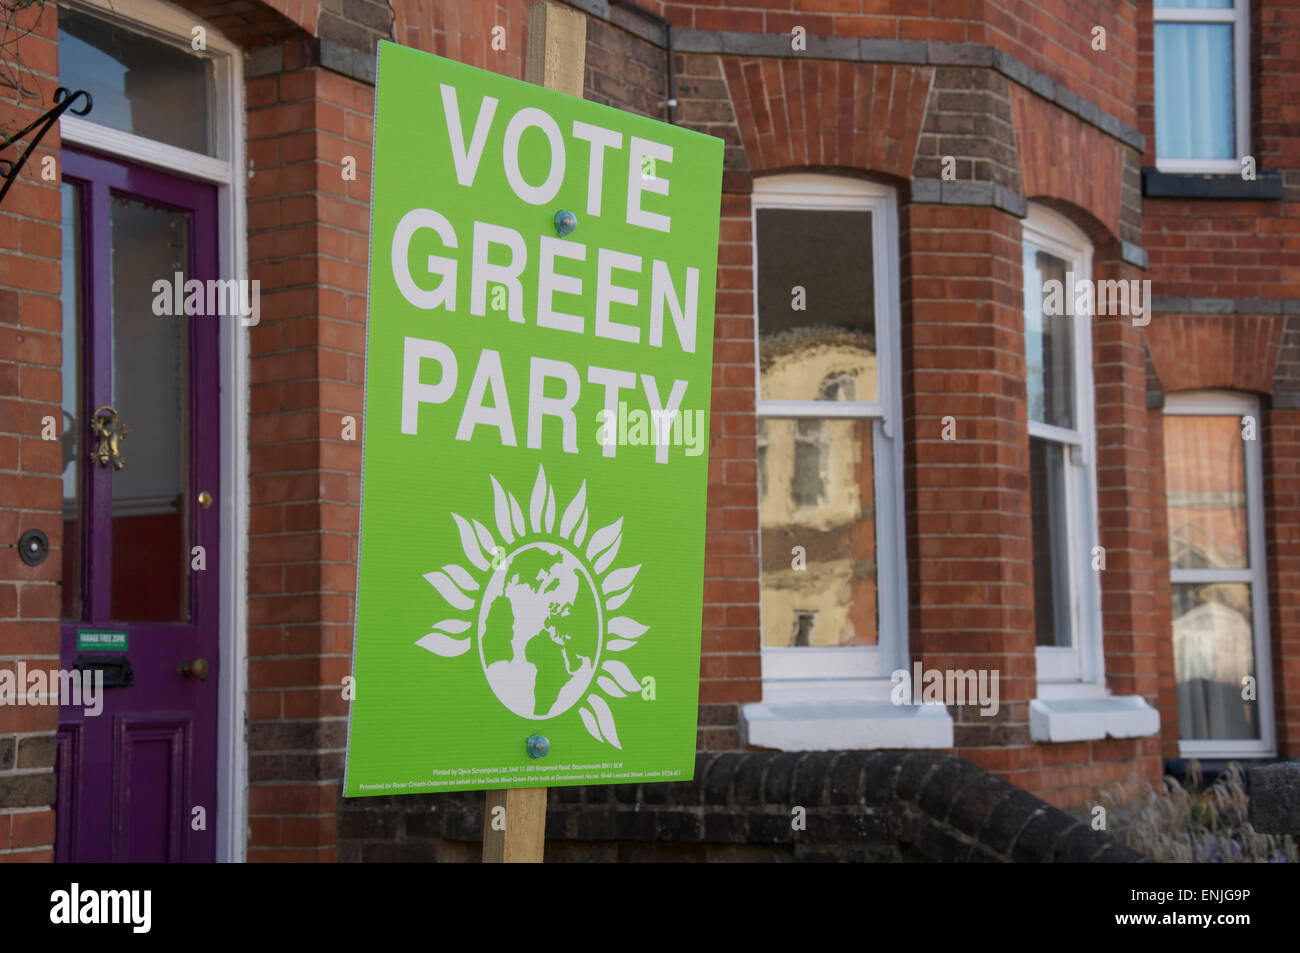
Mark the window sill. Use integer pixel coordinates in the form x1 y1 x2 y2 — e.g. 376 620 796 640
1029 695 1159 743
1142 168 1284 201
1177 741 1277 761
741 699 954 751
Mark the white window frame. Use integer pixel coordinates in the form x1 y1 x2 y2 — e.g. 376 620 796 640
745 175 910 704
1153 0 1251 174
1023 207 1160 743
1022 206 1105 697
1164 390 1276 759
744 176 946 750
58 0 250 861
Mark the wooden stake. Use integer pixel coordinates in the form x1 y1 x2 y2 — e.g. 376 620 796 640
482 787 548 863
524 1 587 97
482 3 586 864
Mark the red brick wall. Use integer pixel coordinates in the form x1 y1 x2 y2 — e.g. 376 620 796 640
244 48 373 861
0 1 63 863
661 1 1136 130
1147 317 1285 396
1264 410 1300 753
722 58 930 179
394 0 529 78
985 0 1137 130
1138 0 1300 757
699 189 761 745
1011 86 1127 240
1090 249 1163 795
901 201 1034 767
661 0 979 40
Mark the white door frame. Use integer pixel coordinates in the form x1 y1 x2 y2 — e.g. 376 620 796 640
58 0 250 861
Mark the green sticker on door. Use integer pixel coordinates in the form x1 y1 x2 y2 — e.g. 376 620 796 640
342 42 724 796
77 630 128 651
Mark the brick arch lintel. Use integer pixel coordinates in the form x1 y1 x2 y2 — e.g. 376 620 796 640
1012 84 1144 257
720 56 935 184
1026 195 1130 266
160 0 322 48
1148 315 1287 397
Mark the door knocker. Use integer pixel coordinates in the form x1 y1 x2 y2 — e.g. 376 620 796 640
90 406 129 470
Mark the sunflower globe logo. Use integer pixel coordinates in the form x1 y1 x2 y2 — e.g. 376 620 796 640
416 466 647 749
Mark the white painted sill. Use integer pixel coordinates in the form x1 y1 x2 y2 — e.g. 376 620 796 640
1029 695 1160 743
741 700 955 751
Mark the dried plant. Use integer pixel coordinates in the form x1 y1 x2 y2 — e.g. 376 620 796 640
1091 762 1294 863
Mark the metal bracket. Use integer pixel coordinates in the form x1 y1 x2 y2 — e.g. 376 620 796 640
0 87 93 207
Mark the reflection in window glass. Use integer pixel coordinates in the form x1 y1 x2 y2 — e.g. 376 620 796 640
1165 415 1248 569
1173 582 1258 740
1030 437 1071 648
58 8 216 155
756 208 876 403
792 419 827 508
109 194 191 622
760 419 876 647
791 612 816 647
60 183 83 620
1023 246 1074 429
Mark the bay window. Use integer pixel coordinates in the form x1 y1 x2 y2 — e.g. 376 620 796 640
742 175 938 749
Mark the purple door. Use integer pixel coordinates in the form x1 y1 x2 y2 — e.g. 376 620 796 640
56 147 220 862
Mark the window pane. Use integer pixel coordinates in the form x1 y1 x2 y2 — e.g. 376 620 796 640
1165 415 1247 569
110 194 191 622
756 208 877 403
58 8 216 156
1030 437 1071 648
1155 23 1235 160
1154 1 1233 9
760 418 876 647
1173 582 1259 740
60 183 83 620
1024 246 1074 429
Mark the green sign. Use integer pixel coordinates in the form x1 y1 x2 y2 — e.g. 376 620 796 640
77 630 128 651
343 42 724 797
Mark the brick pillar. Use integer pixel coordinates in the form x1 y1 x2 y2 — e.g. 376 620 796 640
700 188 761 749
245 45 372 860
1265 409 1300 756
0 3 62 862
901 202 1035 777
1090 253 1162 785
